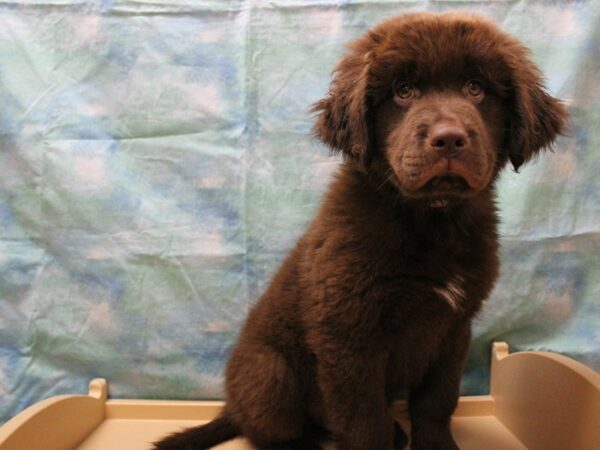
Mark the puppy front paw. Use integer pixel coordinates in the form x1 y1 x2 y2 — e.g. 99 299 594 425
393 421 408 449
410 426 459 450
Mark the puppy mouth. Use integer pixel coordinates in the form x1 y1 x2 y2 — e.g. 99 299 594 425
423 174 470 192
414 158 483 194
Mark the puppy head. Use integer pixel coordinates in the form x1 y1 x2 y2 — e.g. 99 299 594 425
312 13 569 200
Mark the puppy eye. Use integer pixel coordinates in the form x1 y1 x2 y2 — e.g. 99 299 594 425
464 80 485 100
393 80 418 103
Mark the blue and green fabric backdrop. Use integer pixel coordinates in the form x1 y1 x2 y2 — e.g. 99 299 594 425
1 0 599 424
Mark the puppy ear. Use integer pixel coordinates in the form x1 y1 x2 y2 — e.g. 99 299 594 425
312 43 373 169
508 60 569 172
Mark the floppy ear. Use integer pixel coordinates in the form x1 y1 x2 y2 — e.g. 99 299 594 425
311 42 374 169
508 59 569 172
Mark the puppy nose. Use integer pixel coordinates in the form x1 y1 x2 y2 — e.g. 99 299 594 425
428 123 469 156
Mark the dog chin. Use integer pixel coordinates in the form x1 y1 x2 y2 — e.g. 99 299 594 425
398 177 489 204
395 170 487 199
421 174 473 194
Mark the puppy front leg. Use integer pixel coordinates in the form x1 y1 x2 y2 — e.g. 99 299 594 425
315 343 395 450
408 325 471 450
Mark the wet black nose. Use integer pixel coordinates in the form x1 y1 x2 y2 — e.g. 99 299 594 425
428 123 469 156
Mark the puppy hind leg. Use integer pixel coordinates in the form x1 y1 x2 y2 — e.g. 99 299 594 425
228 347 314 449
256 437 323 450
243 408 325 450
244 413 324 450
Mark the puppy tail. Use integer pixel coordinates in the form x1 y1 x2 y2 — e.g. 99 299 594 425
152 414 240 449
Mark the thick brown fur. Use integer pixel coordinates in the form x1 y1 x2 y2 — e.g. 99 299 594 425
154 12 568 450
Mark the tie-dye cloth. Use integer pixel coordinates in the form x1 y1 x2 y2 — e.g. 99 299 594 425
0 0 598 424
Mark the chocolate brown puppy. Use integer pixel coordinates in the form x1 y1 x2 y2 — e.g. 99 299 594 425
154 12 568 450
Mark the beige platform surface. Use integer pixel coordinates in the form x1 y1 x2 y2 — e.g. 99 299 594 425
75 415 527 450
1 342 599 450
